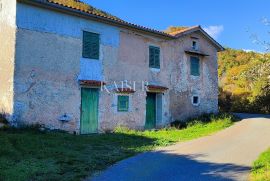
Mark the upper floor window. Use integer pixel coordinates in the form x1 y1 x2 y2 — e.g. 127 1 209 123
82 31 100 60
149 46 160 69
192 41 198 50
190 56 200 76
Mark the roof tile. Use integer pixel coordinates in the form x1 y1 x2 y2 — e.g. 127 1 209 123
48 0 122 21
20 0 220 46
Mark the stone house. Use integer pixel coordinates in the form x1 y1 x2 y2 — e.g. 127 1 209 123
0 0 224 134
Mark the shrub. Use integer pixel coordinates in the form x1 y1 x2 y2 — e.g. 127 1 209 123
171 113 238 130
0 113 8 124
251 148 270 180
170 121 187 129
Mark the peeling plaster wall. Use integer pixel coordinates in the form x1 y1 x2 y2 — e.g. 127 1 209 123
14 3 120 132
103 29 219 130
14 29 81 132
16 3 120 82
0 0 16 119
169 32 219 121
16 4 119 46
13 3 218 132
98 30 172 131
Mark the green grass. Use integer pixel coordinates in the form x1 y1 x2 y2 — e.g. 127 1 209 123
0 113 236 181
251 148 270 181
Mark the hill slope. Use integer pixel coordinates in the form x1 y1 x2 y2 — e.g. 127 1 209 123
218 48 270 113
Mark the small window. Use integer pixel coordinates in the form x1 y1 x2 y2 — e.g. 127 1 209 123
117 95 129 112
192 96 200 106
149 46 160 69
190 56 200 76
82 31 100 59
192 41 198 50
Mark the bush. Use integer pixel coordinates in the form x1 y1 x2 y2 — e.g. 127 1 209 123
0 113 8 124
251 148 270 180
219 86 270 114
171 113 238 130
170 121 187 129
218 48 270 114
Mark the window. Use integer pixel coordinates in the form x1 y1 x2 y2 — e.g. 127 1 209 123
149 46 160 69
192 41 198 50
192 96 200 106
117 95 129 112
190 56 200 76
82 31 100 59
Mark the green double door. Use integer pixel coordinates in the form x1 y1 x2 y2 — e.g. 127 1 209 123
81 88 99 134
145 93 156 129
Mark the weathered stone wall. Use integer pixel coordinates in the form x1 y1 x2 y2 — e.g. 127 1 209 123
0 0 16 121
169 32 219 121
14 3 120 132
12 2 219 132
99 30 172 131
14 29 81 132
112 30 219 124
14 3 174 132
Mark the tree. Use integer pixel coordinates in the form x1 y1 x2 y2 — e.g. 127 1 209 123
164 26 189 34
218 48 270 114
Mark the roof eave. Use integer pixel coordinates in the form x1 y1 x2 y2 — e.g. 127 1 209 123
17 0 175 40
199 26 225 52
175 26 225 52
17 0 225 51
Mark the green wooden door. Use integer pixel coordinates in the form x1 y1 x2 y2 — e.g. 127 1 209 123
145 93 156 129
81 88 99 134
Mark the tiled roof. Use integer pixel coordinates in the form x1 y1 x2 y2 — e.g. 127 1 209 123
47 0 122 21
164 26 189 33
147 85 169 92
20 0 196 38
44 0 175 38
18 0 224 51
168 26 200 36
79 80 106 86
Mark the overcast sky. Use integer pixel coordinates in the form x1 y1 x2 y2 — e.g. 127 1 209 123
82 0 270 52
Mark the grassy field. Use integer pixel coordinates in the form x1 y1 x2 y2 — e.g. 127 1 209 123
251 148 270 181
0 113 236 181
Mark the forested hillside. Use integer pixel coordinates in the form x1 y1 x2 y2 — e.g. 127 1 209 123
218 48 270 113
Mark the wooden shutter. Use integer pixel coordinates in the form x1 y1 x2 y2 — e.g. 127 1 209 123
154 47 160 68
149 46 160 69
83 31 100 59
190 56 200 76
149 46 155 67
117 96 129 112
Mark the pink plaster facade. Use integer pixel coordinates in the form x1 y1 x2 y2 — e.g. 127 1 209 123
0 1 223 133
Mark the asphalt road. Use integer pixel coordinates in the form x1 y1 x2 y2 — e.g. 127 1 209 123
91 114 270 181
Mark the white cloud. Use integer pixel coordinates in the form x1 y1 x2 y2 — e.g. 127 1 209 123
243 49 255 52
242 49 264 54
203 25 224 39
